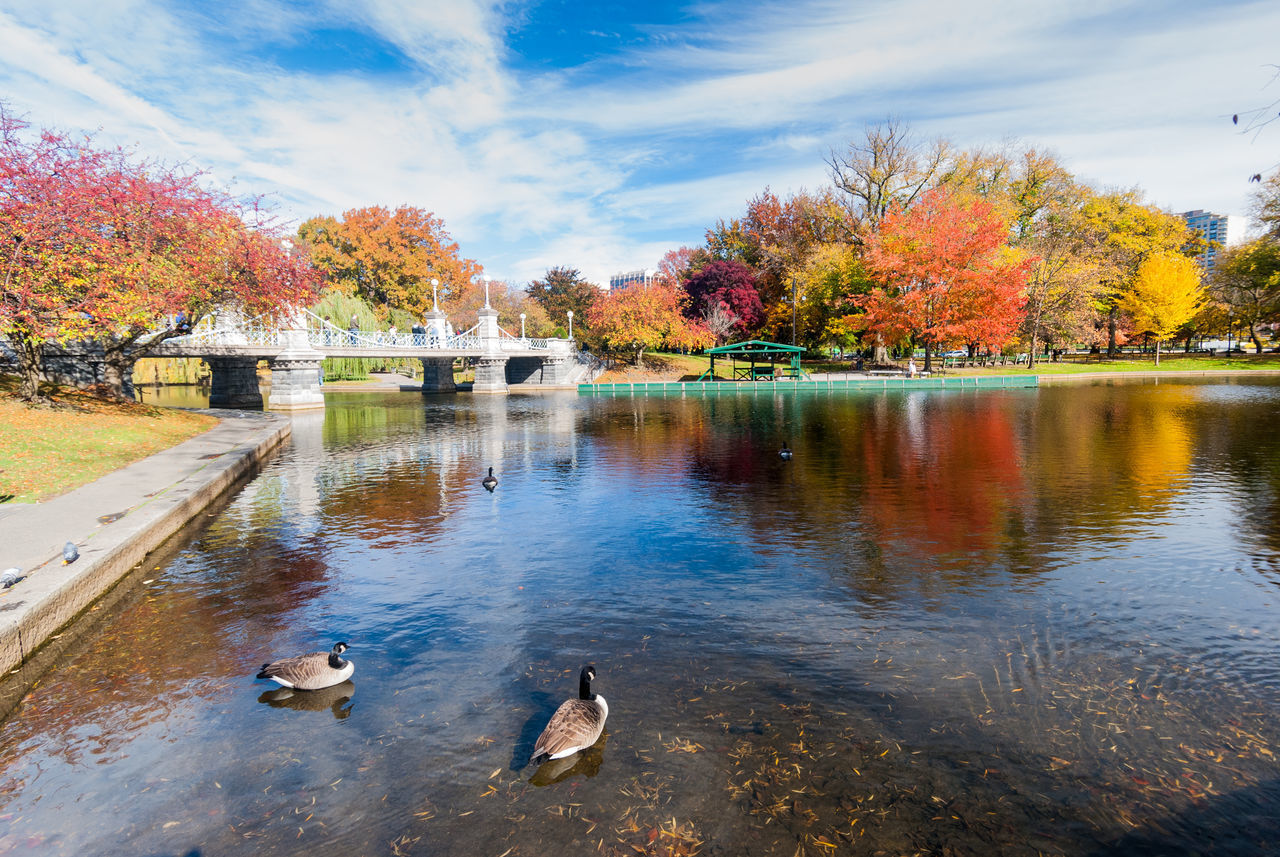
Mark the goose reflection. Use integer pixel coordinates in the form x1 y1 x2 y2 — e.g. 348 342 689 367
528 730 608 787
257 680 355 720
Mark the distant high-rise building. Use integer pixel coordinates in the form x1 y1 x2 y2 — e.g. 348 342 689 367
609 269 658 292
1181 210 1229 273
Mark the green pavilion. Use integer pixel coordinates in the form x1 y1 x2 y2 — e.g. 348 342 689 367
698 340 809 381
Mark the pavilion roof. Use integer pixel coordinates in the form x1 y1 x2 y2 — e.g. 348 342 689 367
705 339 805 357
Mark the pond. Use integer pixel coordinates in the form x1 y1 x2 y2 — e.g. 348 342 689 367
2 379 1280 856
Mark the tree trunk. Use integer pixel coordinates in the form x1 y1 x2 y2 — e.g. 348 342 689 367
635 345 645 368
99 340 137 401
1106 305 1118 358
1155 338 1161 367
923 341 933 374
1251 324 1263 353
1027 330 1039 369
13 331 48 403
872 334 889 365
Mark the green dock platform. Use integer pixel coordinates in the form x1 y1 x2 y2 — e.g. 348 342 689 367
578 375 1040 395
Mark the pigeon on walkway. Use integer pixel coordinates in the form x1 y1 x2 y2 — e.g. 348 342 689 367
2 568 24 588
63 541 80 564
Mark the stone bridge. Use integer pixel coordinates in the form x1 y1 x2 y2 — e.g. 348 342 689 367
144 305 592 410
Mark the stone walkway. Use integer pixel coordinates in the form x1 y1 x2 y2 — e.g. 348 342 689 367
0 410 291 673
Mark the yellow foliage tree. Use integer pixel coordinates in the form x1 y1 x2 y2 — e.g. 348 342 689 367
1116 251 1204 365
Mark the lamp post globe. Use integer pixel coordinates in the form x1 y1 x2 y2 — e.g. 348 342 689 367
567 310 574 340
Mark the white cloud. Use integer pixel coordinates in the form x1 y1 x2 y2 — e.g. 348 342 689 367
0 0 1276 295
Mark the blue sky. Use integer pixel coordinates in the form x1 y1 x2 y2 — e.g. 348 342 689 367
1 0 1277 289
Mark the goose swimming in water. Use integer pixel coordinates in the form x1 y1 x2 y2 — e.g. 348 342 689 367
256 642 353 690
482 467 498 492
530 665 608 764
779 442 793 460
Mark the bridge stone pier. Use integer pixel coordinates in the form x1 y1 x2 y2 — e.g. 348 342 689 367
207 356 263 409
420 357 457 394
471 307 508 394
268 320 326 411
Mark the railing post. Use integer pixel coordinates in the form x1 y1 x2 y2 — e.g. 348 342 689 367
425 309 449 347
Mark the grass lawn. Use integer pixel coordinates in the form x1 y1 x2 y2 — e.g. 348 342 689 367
0 379 218 504
935 354 1277 376
594 351 1280 383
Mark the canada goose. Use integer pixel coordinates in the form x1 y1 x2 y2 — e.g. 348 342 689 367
779 442 793 460
256 642 353 690
530 665 608 764
482 467 498 492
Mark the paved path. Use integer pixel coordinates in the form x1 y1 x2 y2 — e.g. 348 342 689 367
0 410 291 674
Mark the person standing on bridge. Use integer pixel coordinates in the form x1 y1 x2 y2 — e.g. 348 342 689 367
349 315 359 345
412 321 425 346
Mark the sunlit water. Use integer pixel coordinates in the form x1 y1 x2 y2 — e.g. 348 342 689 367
3 379 1280 856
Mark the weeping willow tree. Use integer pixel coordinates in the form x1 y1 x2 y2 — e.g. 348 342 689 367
131 357 209 385
310 290 424 380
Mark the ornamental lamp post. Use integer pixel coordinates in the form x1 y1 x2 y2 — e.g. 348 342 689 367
1228 312 1233 355
483 274 492 310
430 278 440 312
520 312 526 339
567 310 573 340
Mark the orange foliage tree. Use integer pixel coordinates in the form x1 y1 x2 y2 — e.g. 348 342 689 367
587 280 711 366
297 205 481 319
857 188 1031 371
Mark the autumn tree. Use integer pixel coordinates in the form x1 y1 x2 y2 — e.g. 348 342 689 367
701 301 739 345
0 105 315 402
525 266 600 330
704 187 849 340
587 279 711 366
1212 237 1280 352
857 189 1030 372
1116 251 1205 365
1010 176 1110 367
450 277 553 337
1077 191 1191 356
682 260 764 337
297 205 480 319
827 119 953 236
793 243 869 351
657 246 709 284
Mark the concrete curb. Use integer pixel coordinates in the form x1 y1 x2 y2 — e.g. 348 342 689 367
1038 369 1280 383
0 411 291 674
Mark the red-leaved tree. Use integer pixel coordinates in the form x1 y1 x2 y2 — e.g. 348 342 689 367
1 105 318 402
857 188 1031 371
681 260 765 337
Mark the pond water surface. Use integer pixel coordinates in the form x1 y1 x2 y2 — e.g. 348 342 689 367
3 380 1280 856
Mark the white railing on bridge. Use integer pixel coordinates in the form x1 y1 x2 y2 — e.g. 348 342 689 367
165 313 287 348
160 308 560 353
